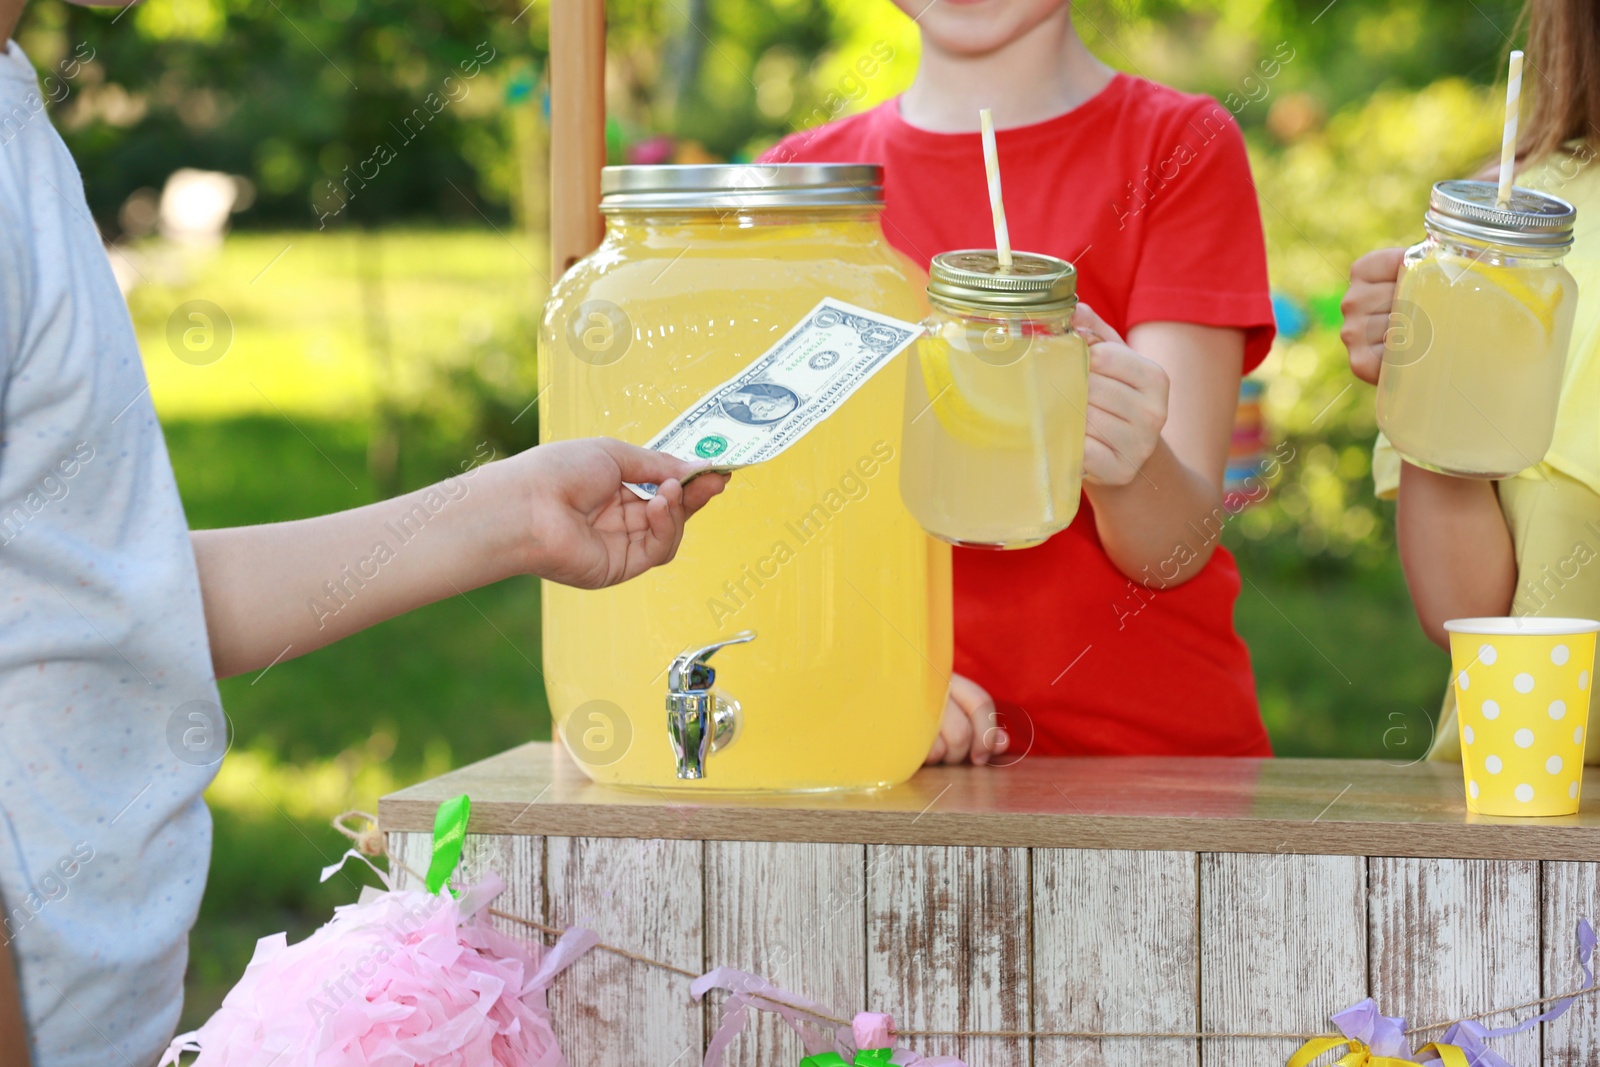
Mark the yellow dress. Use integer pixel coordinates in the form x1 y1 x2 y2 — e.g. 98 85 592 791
1372 149 1600 762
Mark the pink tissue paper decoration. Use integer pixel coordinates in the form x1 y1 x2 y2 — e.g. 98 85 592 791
160 849 598 1067
692 967 967 1067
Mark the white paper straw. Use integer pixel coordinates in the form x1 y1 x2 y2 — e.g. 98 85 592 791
978 108 1012 270
1497 50 1524 208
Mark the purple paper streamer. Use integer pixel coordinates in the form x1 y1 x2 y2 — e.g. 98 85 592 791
1332 998 1414 1060
1435 919 1596 1067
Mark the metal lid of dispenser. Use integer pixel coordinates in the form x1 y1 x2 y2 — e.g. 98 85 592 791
1426 180 1576 249
926 250 1078 314
599 164 883 211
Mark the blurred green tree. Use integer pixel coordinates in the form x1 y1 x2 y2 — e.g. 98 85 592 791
18 0 551 227
15 0 1527 231
1074 0 1521 125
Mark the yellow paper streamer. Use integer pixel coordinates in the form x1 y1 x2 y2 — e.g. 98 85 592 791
1287 1036 1471 1067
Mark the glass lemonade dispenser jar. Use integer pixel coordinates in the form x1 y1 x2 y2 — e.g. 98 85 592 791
1377 180 1578 478
539 164 952 791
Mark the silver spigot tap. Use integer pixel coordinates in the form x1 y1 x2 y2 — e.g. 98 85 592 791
666 631 756 779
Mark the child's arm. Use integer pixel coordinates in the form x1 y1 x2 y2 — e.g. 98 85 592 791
1074 305 1241 586
1395 464 1516 647
1339 247 1517 647
191 438 726 678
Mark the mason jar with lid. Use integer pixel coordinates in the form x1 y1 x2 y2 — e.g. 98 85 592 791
1377 179 1578 479
538 164 952 792
899 250 1088 549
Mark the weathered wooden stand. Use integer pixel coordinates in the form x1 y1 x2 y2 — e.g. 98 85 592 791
381 745 1600 1066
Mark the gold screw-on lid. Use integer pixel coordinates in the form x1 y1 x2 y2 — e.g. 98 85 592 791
927 250 1078 313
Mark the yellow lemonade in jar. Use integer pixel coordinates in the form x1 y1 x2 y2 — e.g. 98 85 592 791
539 165 951 792
900 251 1087 548
1376 180 1578 479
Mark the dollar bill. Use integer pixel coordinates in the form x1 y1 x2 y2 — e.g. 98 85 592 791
626 298 923 498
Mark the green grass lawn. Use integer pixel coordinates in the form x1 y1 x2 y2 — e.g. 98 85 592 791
127 229 545 422
1233 557 1450 760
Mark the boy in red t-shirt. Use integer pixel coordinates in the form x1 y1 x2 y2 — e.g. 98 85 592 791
764 1 1277 762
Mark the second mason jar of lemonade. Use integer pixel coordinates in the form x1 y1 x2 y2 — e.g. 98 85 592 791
900 250 1088 549
539 164 951 792
1377 180 1578 478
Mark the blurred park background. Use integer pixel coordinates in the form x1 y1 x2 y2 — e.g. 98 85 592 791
10 0 1529 1027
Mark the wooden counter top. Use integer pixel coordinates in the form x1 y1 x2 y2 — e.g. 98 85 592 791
377 742 1600 860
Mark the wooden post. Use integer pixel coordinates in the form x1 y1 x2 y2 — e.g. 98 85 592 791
549 0 607 279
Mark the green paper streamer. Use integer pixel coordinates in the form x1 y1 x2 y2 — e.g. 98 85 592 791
424 794 471 896
853 1050 894 1067
797 1054 849 1067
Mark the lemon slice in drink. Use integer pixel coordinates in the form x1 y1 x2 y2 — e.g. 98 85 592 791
1439 252 1566 334
914 331 1032 450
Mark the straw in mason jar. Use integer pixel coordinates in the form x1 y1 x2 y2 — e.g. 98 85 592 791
978 108 1013 270
1497 49 1524 208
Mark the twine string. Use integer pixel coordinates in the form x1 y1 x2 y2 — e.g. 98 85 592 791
334 812 1600 1043
332 811 386 857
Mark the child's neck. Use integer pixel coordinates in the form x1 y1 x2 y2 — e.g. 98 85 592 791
898 11 1115 133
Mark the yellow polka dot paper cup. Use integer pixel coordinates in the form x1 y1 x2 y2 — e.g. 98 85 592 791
1447 617 1599 817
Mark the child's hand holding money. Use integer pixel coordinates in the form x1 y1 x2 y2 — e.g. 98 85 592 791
192 437 727 679
510 438 730 588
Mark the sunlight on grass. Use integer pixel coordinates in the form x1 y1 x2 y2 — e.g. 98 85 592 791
206 736 455 825
125 229 547 420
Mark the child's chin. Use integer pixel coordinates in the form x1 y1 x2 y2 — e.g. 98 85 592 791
906 0 1064 57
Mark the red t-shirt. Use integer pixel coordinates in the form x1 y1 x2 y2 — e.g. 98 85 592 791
765 74 1275 757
